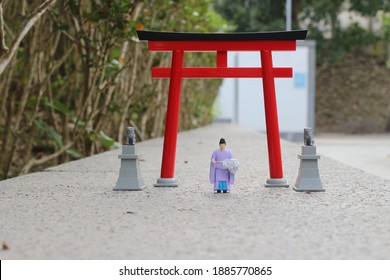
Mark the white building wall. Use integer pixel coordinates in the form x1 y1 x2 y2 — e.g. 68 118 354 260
214 43 313 139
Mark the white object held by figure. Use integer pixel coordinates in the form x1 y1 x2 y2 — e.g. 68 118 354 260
221 159 240 174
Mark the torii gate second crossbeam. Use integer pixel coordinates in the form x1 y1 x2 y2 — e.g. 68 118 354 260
137 30 308 188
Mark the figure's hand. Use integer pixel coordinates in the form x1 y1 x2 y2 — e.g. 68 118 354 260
212 161 219 164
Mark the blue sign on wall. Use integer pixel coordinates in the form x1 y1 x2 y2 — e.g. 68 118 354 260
294 72 306 88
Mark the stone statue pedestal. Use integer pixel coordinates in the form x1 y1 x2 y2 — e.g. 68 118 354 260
294 145 324 192
114 145 145 191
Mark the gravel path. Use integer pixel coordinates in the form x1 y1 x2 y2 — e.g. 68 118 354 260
1 124 389 259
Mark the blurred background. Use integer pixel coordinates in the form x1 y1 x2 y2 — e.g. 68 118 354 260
0 0 389 180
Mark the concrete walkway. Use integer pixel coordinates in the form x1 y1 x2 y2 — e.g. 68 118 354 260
1 124 389 259
315 133 390 181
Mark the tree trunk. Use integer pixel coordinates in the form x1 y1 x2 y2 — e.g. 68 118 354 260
0 0 56 75
0 0 9 56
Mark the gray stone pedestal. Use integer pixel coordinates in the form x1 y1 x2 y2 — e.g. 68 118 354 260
294 145 324 192
114 145 145 191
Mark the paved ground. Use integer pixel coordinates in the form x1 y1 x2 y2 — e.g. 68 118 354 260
1 124 390 259
315 133 390 181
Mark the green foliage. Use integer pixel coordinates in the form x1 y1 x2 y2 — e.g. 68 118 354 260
349 0 390 16
302 0 389 63
310 23 381 63
34 118 84 159
34 118 64 148
382 13 390 42
97 131 116 149
44 99 70 115
81 0 135 37
144 0 233 32
214 0 390 63
336 23 380 52
381 13 390 67
66 149 83 158
300 0 344 27
213 0 285 31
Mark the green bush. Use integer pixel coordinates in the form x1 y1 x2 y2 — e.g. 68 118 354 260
0 0 231 179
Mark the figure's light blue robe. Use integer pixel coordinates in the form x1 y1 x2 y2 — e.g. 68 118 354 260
209 149 235 191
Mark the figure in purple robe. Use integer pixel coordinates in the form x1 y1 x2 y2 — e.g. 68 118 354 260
209 138 235 193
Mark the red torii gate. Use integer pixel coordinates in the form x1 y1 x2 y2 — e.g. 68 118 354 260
137 30 308 188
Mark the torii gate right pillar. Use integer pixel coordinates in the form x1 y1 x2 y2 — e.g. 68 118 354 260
261 50 289 187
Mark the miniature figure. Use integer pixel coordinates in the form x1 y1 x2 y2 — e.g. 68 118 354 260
209 138 239 193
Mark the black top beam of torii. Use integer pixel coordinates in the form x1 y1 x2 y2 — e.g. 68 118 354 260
137 30 308 41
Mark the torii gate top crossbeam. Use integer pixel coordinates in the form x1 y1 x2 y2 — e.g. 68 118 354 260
137 30 308 41
137 30 307 52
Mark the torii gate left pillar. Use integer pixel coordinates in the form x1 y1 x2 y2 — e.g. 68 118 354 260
137 30 308 188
